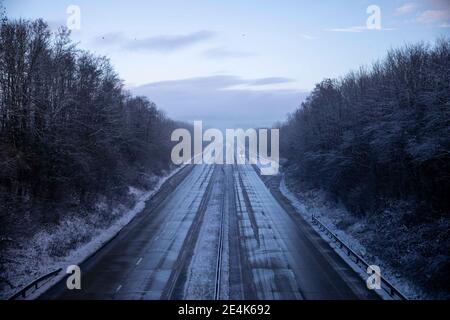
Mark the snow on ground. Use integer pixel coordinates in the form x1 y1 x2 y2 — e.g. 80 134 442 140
1 165 185 300
279 176 426 300
182 177 225 299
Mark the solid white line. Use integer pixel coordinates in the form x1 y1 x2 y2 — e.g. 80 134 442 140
136 257 143 266
116 285 122 292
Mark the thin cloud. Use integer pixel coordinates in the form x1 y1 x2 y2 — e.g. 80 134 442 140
326 26 368 33
417 9 450 24
415 0 450 25
125 31 215 52
394 3 418 16
94 30 216 53
300 34 316 40
139 75 294 90
249 77 294 86
141 75 246 91
326 26 395 33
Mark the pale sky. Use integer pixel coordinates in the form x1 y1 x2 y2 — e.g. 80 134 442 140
4 0 449 128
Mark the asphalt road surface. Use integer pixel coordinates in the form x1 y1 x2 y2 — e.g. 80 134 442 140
41 163 379 300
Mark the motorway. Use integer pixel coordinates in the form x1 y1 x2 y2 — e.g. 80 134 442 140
41 163 379 300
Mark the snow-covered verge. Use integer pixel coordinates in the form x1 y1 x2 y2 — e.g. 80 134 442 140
280 175 449 300
0 165 184 300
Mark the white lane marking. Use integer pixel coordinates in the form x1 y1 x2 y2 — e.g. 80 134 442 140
116 285 122 292
136 257 143 266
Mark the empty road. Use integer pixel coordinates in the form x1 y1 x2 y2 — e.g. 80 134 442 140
41 163 379 300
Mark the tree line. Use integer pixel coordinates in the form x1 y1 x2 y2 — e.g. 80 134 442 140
0 18 183 230
280 39 450 218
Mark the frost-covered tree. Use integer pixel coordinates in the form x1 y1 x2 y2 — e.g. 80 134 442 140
0 18 182 231
280 39 450 216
